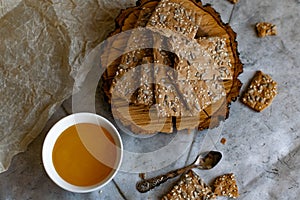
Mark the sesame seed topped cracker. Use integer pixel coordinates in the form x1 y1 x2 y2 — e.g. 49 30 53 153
213 173 239 199
147 0 200 39
241 71 277 112
162 170 216 200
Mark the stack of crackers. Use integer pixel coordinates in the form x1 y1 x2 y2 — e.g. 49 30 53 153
102 0 243 134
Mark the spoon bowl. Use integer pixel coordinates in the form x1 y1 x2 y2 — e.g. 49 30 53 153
195 151 222 169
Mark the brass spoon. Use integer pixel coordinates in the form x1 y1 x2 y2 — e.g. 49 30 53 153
136 151 222 193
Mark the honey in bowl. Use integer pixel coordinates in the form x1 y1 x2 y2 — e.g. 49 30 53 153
52 123 118 186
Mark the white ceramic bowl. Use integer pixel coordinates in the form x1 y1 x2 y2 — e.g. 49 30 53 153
42 112 123 193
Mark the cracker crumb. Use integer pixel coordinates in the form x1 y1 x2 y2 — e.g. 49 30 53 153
227 0 239 4
256 22 277 37
241 71 277 112
220 137 227 145
139 173 146 180
213 173 239 198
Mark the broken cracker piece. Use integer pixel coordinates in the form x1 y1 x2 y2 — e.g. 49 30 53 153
162 170 216 200
256 22 277 37
227 0 239 4
241 71 277 112
213 173 239 198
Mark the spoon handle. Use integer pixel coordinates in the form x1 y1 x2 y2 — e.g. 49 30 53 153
136 164 194 193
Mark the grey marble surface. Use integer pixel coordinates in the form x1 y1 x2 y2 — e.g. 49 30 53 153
1 0 300 199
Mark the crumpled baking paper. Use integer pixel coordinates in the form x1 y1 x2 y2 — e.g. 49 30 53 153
0 0 135 173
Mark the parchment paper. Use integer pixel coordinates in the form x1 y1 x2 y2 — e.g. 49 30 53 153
0 0 135 173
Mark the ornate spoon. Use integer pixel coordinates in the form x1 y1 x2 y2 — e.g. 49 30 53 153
136 151 222 193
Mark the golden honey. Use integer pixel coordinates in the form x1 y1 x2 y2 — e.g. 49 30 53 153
52 123 117 186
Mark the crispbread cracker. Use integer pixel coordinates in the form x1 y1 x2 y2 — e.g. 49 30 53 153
162 170 216 200
241 71 277 112
213 173 239 198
